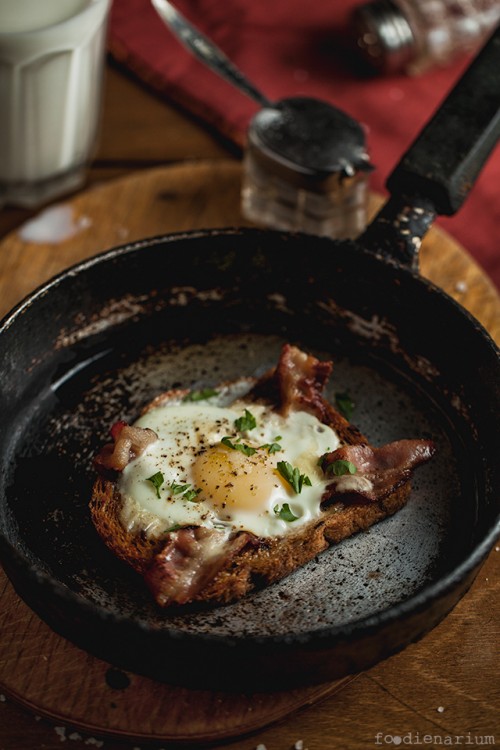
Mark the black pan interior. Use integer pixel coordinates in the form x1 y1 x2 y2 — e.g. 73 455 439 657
0 229 498 685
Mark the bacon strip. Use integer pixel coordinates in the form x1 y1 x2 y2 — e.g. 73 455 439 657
250 344 331 410
251 344 367 442
275 344 333 416
144 527 250 606
321 439 436 504
94 421 157 472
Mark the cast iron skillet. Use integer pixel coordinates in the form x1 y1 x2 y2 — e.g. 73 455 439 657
0 31 499 692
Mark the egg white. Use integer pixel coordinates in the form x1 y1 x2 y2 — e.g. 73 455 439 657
118 385 340 539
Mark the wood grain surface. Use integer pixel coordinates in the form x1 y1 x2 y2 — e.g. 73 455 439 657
0 574 355 744
0 161 498 750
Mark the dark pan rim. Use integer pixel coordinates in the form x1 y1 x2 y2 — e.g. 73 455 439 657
1 226 499 356
1 227 499 650
2 519 499 649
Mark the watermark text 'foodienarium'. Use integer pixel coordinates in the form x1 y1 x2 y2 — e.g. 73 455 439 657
374 733 495 746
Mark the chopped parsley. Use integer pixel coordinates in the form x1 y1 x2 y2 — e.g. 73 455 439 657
234 408 257 432
277 461 312 494
182 388 218 402
274 502 299 522
328 459 357 476
221 436 257 457
169 482 192 495
317 452 330 471
168 482 202 502
184 487 202 502
335 392 355 420
146 471 164 498
259 436 283 454
164 523 183 533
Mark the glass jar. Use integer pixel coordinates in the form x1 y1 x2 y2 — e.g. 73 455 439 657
241 97 373 239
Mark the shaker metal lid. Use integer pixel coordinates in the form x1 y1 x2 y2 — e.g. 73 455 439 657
352 0 417 73
247 96 373 184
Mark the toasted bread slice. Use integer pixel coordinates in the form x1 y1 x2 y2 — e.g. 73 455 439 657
90 345 434 607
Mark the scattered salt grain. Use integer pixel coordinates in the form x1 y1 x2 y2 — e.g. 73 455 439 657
55 726 67 742
454 280 468 294
19 204 91 244
437 706 445 713
84 739 104 748
294 741 305 750
256 745 267 750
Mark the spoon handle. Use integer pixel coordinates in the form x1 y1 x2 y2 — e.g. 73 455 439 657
151 0 270 107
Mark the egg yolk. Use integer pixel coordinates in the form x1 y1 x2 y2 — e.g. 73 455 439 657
192 444 288 512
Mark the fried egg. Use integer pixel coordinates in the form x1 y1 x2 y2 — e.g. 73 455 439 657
118 383 340 539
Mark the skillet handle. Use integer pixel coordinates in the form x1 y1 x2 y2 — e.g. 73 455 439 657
361 24 500 270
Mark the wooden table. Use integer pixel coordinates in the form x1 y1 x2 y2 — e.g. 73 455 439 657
0 62 499 750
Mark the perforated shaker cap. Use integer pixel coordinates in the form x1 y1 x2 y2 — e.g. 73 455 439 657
352 0 417 73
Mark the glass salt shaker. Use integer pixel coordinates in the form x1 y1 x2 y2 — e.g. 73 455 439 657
241 97 373 240
352 0 500 75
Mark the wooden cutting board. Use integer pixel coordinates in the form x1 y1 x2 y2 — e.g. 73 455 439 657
0 160 498 744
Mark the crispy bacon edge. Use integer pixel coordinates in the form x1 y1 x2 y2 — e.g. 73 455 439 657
144 527 253 606
320 440 436 504
275 344 333 416
94 421 158 474
251 343 367 442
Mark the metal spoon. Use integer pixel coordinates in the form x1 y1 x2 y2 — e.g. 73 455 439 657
150 0 271 107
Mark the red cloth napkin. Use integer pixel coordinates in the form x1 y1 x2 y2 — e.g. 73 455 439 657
109 0 500 290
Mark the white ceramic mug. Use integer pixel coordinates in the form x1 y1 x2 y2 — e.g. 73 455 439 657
0 0 111 208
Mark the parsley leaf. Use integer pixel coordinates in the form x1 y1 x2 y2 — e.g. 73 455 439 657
259 435 282 454
328 459 357 476
234 408 257 432
277 461 312 494
182 388 218 403
335 392 355 421
274 502 299 522
169 482 202 502
317 452 330 471
146 471 164 498
164 523 183 533
184 487 202 502
221 436 257 457
169 482 192 495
